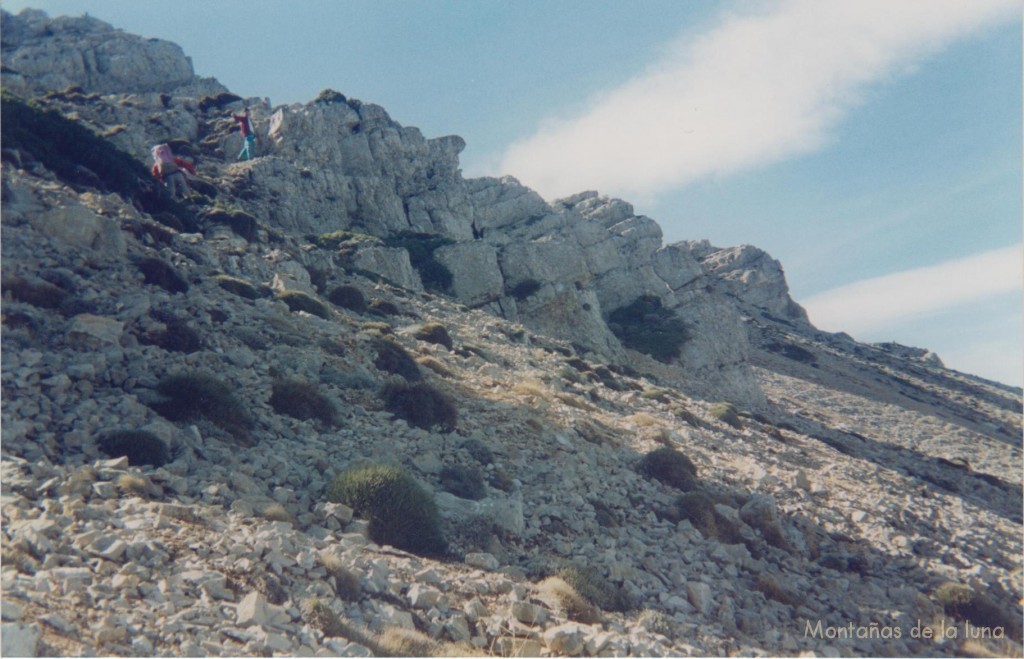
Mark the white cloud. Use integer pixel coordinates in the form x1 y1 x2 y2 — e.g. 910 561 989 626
498 0 1017 201
800 245 1023 335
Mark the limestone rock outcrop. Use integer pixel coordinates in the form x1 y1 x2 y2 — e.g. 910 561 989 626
0 7 816 408
0 9 224 98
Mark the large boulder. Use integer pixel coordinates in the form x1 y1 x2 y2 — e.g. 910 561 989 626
0 9 221 97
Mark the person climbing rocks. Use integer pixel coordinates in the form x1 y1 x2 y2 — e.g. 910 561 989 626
150 143 196 199
233 107 256 161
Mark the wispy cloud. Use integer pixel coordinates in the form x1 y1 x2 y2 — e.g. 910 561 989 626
801 244 1023 336
498 0 1017 201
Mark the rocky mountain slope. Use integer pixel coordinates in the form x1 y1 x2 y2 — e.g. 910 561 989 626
2 9 1021 658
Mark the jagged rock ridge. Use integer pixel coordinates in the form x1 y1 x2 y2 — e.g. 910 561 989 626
2 9 1021 658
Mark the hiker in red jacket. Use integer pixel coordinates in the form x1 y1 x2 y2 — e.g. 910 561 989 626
233 107 256 161
150 144 196 199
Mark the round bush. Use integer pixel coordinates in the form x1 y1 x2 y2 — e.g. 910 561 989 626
413 322 453 350
710 402 742 429
382 381 457 432
637 447 698 490
98 430 169 467
368 299 401 316
373 338 421 381
327 285 367 313
150 372 252 440
326 464 447 556
270 378 339 426
216 275 261 300
277 290 330 319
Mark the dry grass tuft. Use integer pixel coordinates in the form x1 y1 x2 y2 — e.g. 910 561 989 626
629 412 661 427
537 576 602 624
755 574 801 607
115 473 149 496
512 379 549 399
320 553 361 601
373 626 438 657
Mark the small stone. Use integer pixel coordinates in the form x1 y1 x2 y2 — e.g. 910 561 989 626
465 552 500 571
543 623 584 656
1 623 40 657
511 601 548 626
1 601 25 622
463 598 489 622
91 480 118 499
237 591 269 627
407 584 444 610
686 582 712 615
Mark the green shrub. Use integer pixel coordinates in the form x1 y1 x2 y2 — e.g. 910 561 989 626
668 492 744 544
382 381 458 432
270 378 339 426
710 402 742 429
2 275 69 309
439 464 486 500
326 464 447 556
98 430 170 467
149 372 252 440
276 290 330 319
327 285 367 313
509 279 542 301
138 316 202 354
637 447 698 491
368 299 401 316
933 582 1020 638
373 338 421 381
198 92 243 112
607 295 688 363
136 257 189 293
558 565 632 612
383 232 454 294
315 89 348 105
216 275 262 300
413 322 453 350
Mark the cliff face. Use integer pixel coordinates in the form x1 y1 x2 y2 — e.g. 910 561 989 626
2 10 1021 658
1 7 818 406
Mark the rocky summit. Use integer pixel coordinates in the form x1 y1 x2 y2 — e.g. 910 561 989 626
1 8 1021 658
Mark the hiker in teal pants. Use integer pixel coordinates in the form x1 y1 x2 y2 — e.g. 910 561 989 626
233 107 256 161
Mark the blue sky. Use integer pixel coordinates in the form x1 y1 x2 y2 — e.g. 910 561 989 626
4 0 1022 387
